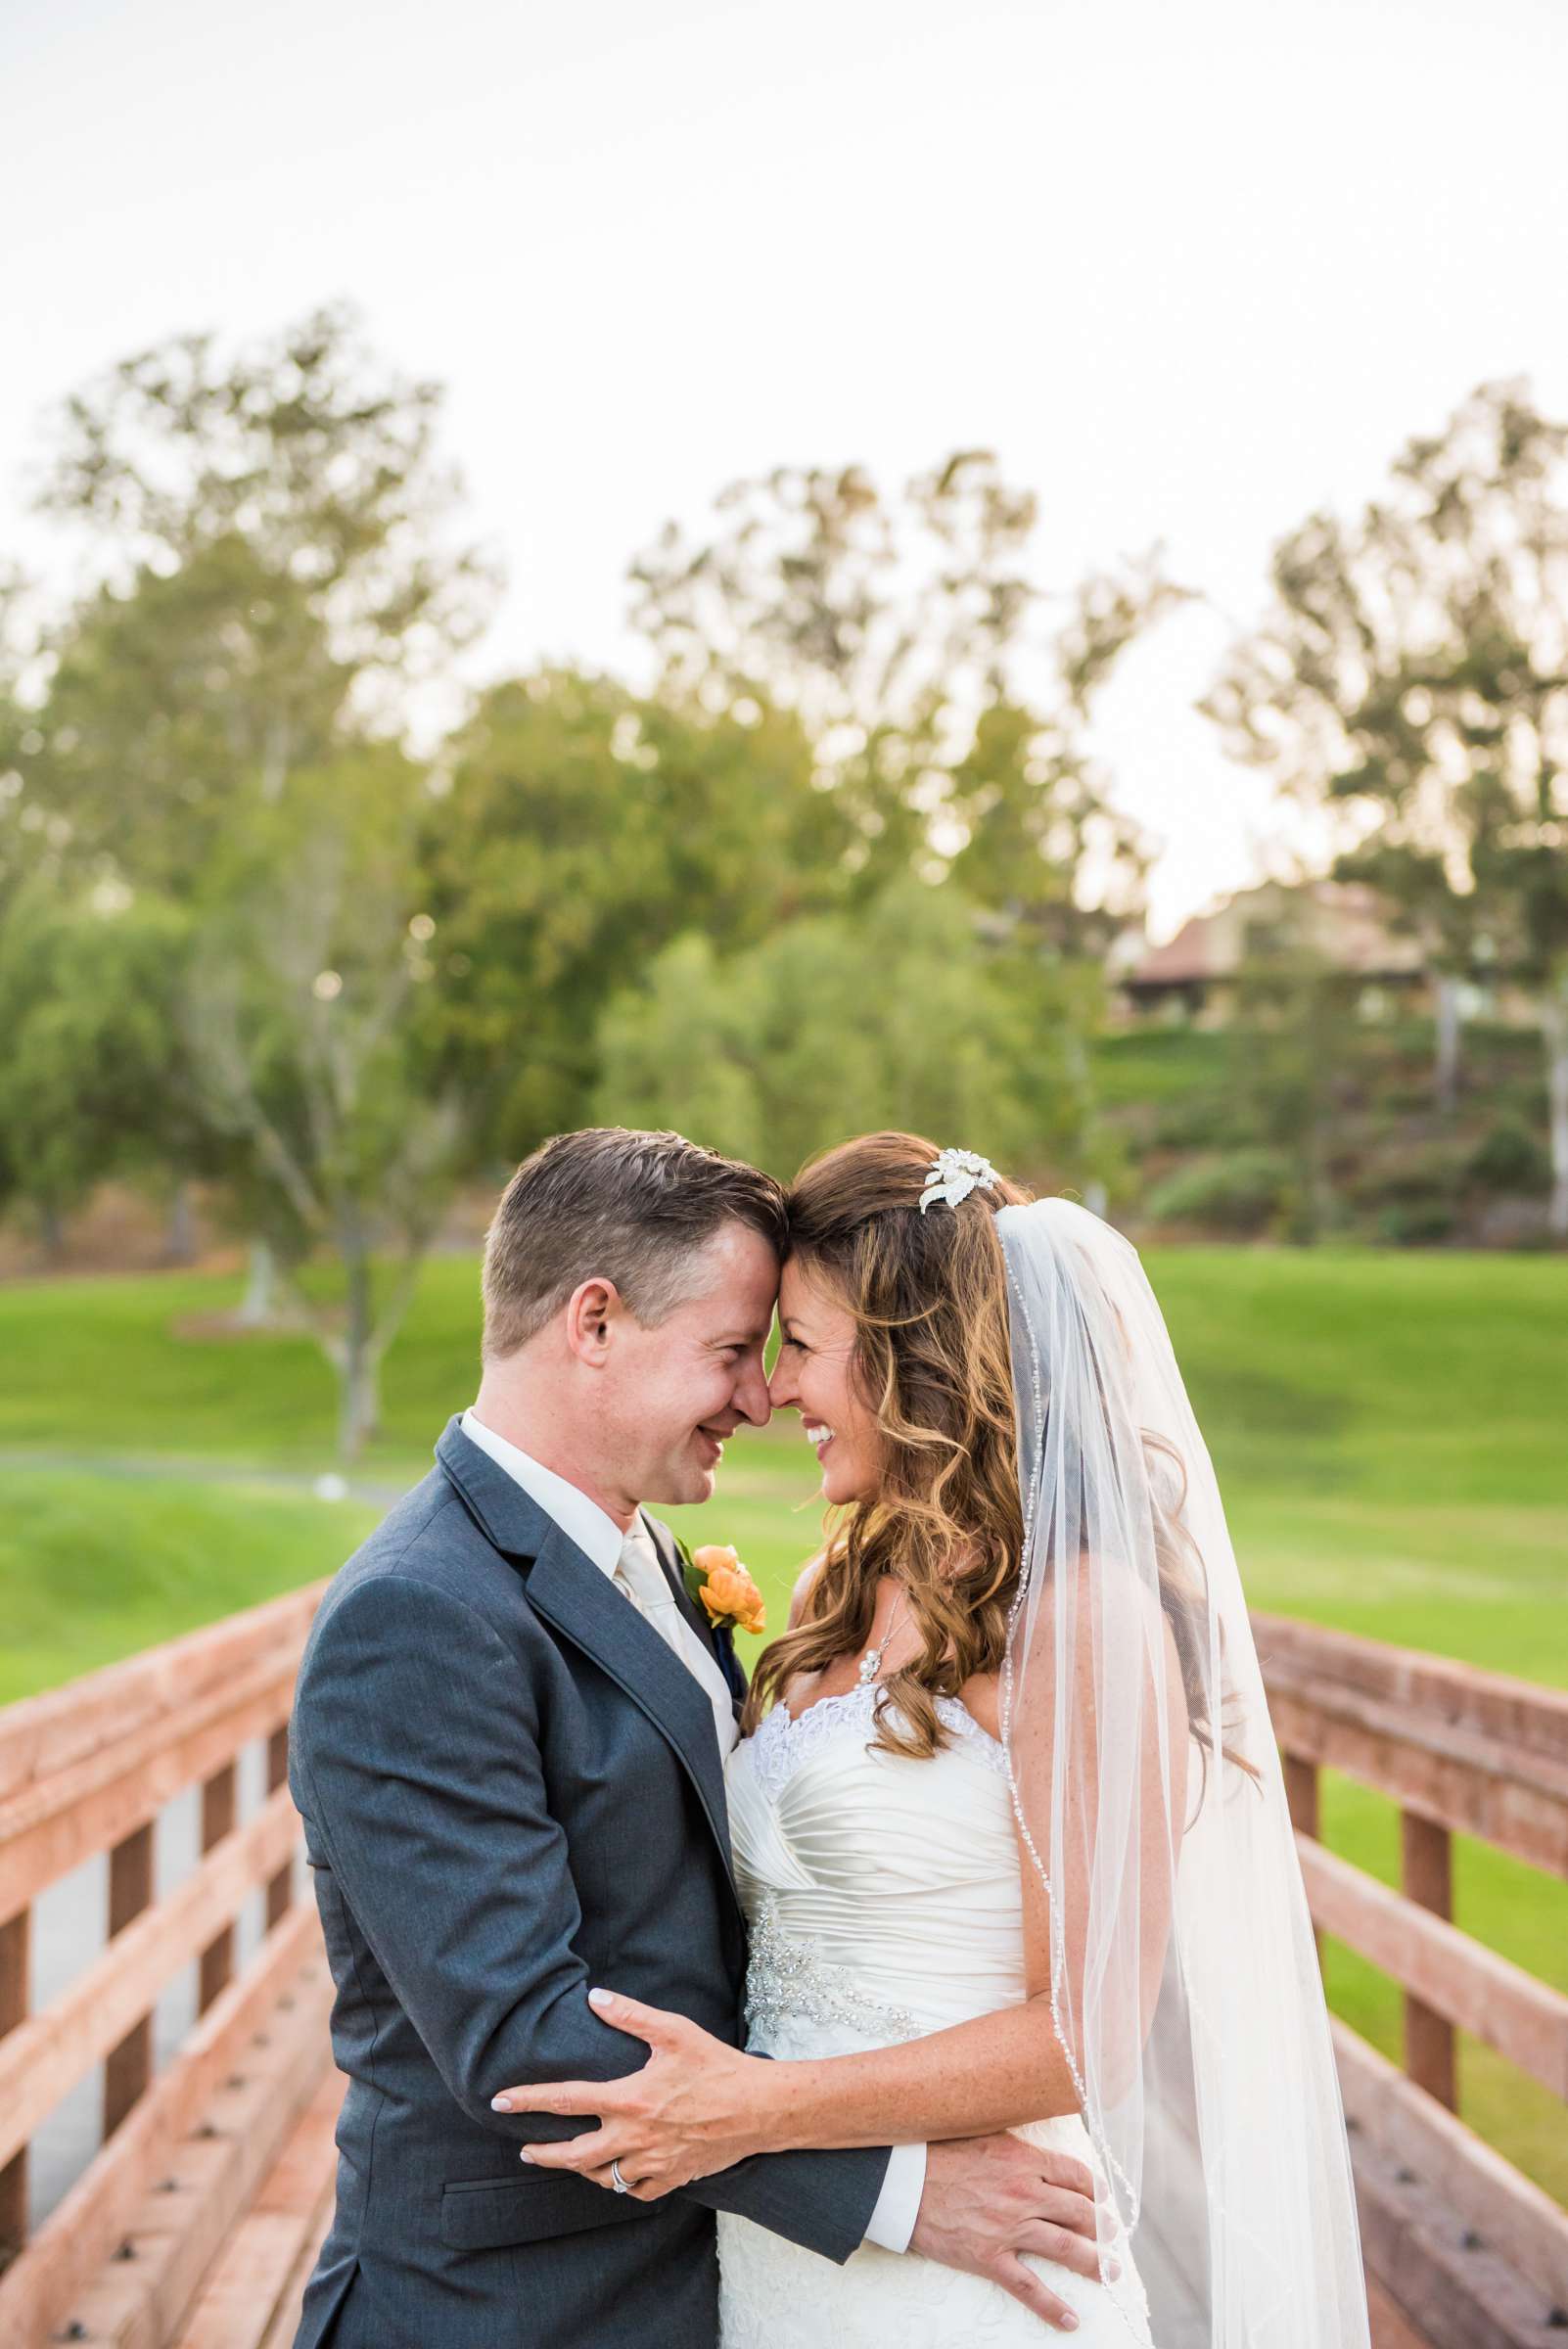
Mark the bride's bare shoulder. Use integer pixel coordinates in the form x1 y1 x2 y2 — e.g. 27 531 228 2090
957 1669 1002 1740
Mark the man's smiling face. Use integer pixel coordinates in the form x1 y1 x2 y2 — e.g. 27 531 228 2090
596 1220 779 1509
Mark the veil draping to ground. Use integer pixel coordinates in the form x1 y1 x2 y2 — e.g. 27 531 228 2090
997 1199 1369 2347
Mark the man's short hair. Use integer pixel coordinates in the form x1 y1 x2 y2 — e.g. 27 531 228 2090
481 1128 787 1361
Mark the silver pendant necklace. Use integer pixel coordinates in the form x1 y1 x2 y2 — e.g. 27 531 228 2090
856 1589 909 1687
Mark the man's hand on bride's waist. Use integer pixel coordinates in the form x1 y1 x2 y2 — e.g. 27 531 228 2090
490 1986 773 2197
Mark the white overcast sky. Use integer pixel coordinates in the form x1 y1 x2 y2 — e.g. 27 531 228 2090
5 0 1567 937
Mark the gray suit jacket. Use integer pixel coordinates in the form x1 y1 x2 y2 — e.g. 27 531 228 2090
290 1417 891 2348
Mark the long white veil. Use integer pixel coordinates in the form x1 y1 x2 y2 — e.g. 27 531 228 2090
996 1197 1368 2347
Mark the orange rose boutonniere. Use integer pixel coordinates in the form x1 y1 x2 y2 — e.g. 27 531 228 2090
677 1540 767 1637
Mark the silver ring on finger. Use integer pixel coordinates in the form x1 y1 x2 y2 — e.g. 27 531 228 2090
610 2159 630 2194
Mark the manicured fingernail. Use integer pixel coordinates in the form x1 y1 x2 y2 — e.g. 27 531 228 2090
1059 2317 1079 2332
1107 2260 1122 2280
519 2149 535 2164
588 1988 613 2010
491 2096 512 2111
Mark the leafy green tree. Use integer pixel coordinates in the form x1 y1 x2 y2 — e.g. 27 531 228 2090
630 452 1181 926
945 695 1149 957
1205 380 1568 1235
0 570 49 914
631 451 1038 732
183 750 465 1455
40 302 490 699
3 308 492 1315
1226 922 1362 1244
0 881 198 1256
19 541 346 898
14 303 494 895
593 879 1097 1187
425 671 853 1157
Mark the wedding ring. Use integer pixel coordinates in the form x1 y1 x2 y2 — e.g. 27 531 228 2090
610 2159 630 2194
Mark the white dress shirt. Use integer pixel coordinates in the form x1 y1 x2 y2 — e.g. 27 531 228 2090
461 1409 737 1756
458 1407 926 2255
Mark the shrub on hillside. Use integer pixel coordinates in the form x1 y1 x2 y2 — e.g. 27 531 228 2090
1150 1090 1261 1152
1380 1079 1445 1115
1143 1149 1293 1234
1375 1198 1459 1245
1467 1117 1551 1196
1349 1140 1469 1246
1499 1075 1549 1126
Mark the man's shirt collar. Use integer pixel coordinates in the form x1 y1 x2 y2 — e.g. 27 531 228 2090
460 1407 627 1576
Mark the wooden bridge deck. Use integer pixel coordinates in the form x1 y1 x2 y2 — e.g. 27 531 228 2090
0 1589 1564 2347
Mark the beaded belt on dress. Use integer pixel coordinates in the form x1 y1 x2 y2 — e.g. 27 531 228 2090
745 1895 921 2048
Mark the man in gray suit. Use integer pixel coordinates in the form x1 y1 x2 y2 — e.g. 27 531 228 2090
291 1128 1097 2347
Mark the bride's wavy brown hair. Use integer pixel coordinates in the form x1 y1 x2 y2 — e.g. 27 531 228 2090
744 1129 1244 1786
743 1131 1031 1760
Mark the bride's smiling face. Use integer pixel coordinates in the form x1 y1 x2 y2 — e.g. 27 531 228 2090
768 1257 884 1505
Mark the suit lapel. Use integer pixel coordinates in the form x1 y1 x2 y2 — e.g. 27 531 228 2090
527 1525 739 1902
436 1420 739 1904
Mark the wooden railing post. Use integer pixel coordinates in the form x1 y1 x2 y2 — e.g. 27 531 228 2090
1400 1808 1457 2110
103 1823 154 2138
1283 1752 1320 1840
0 1908 28 2270
1283 1752 1322 1964
198 1761 238 2012
265 1725 293 1930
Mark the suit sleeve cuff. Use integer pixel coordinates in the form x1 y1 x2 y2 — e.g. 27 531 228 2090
861 2142 926 2252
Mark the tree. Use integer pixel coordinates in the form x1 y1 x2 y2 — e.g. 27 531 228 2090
944 691 1149 958
18 540 347 898
0 569 50 915
183 751 465 1456
13 303 495 895
0 881 198 1256
629 451 1181 927
38 302 491 705
593 879 1099 1188
3 307 495 1303
1205 380 1568 1235
631 448 1054 722
1226 921 1361 1245
424 671 853 1159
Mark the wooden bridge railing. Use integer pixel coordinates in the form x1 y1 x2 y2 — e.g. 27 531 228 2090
0 1593 1563 2346
0 1584 334 2349
1256 1613 1568 2349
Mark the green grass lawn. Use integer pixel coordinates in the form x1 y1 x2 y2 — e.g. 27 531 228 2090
6 1243 1562 1669
1090 1024 1235 1106
0 1468 382 1705
3 1243 1564 2195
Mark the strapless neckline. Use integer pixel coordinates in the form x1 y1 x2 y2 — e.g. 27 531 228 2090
745 1683 1008 1806
775 1681 1004 1747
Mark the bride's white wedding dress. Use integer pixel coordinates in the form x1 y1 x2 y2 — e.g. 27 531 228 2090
716 1685 1154 2347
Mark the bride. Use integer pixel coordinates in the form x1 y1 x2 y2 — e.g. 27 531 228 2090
499 1133 1370 2347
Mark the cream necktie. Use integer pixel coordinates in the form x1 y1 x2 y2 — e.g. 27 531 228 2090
614 1522 685 1655
614 1520 738 1758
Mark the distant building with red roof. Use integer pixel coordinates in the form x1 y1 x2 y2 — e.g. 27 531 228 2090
1119 879 1428 1025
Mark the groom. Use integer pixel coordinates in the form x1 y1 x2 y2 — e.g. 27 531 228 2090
290 1127 1099 2347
